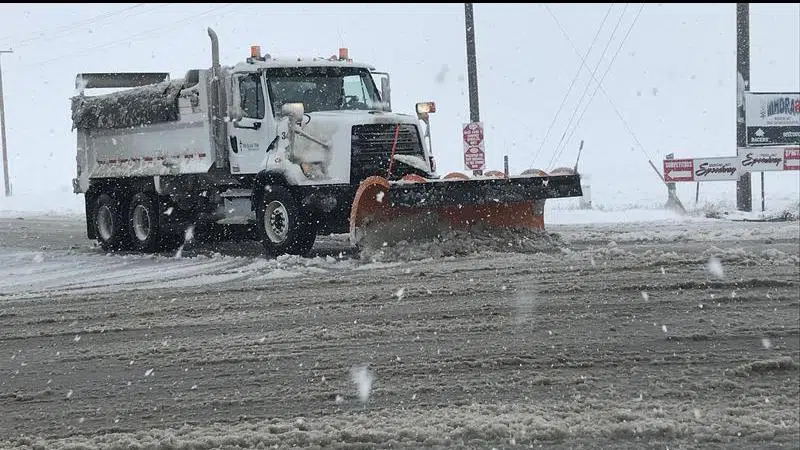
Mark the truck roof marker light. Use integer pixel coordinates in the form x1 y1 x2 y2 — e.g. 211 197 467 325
250 45 261 59
339 48 348 60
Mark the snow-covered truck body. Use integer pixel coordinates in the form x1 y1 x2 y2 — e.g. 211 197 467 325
72 28 582 256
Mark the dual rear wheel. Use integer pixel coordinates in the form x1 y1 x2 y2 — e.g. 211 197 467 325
93 185 317 258
93 191 181 253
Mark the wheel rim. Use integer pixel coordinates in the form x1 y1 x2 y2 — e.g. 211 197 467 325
132 204 152 242
97 205 114 241
264 200 289 244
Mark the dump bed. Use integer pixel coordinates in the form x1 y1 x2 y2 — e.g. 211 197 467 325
72 70 217 192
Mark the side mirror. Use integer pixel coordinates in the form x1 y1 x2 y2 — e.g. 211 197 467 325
370 71 391 111
380 77 391 111
228 75 244 123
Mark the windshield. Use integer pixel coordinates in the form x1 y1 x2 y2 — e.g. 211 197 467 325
265 66 382 114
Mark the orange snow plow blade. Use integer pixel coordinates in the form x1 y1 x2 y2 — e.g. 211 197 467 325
349 170 582 247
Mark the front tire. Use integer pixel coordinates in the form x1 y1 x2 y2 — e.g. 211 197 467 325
256 185 316 258
93 193 130 251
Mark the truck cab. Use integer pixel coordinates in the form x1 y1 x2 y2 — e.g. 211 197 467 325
225 49 434 185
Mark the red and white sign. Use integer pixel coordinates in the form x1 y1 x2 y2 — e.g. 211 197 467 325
784 146 800 170
463 122 484 146
462 122 485 171
663 158 694 182
464 146 485 171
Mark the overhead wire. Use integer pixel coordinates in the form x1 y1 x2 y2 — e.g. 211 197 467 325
544 3 653 176
553 4 646 169
1 4 148 48
17 4 239 69
547 3 628 169
529 3 615 170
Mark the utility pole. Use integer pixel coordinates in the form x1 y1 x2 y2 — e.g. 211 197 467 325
0 49 12 197
464 3 483 176
735 3 751 211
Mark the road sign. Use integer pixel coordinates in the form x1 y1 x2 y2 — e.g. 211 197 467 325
462 122 484 146
464 145 485 171
463 122 485 171
663 158 694 182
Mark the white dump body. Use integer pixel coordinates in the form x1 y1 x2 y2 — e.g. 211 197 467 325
73 71 216 193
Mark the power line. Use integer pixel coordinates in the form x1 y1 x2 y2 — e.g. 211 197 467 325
553 3 646 168
17 4 239 69
530 3 614 170
545 3 650 170
1 4 147 48
547 3 628 168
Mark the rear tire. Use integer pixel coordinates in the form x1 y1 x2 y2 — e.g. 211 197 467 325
127 192 163 253
256 185 316 258
93 193 130 251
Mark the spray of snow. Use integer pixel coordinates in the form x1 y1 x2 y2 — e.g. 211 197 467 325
350 364 374 404
184 225 196 243
359 223 563 262
174 225 197 259
706 256 724 279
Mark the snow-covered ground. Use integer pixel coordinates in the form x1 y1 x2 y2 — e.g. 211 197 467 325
0 200 797 449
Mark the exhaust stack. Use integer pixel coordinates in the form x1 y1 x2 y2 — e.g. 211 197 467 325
207 27 228 168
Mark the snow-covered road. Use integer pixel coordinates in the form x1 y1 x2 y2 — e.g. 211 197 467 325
0 213 798 449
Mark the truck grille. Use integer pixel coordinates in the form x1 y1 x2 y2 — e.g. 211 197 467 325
351 124 425 183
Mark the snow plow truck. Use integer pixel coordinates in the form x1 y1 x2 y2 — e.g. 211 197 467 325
71 28 583 257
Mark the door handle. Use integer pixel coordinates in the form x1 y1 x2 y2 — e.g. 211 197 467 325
230 136 238 153
233 121 261 130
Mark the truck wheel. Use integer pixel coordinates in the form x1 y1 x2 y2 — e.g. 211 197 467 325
128 192 162 253
94 193 130 251
256 185 316 257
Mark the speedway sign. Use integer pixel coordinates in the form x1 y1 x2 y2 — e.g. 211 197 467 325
663 156 741 182
692 157 741 181
664 147 800 182
737 145 800 172
744 92 800 147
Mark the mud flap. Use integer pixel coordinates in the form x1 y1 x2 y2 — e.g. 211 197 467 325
349 171 581 247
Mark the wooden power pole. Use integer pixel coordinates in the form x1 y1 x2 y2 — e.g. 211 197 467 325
0 49 12 197
736 3 751 212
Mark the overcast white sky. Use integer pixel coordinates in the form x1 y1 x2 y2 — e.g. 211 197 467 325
0 3 798 212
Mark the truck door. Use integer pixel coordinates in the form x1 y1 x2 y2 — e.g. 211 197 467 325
228 73 276 174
